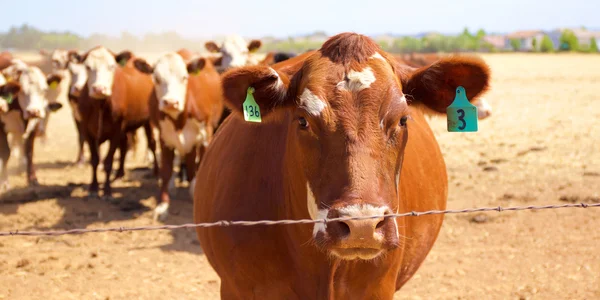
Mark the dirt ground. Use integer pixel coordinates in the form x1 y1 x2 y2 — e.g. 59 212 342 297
1 53 599 300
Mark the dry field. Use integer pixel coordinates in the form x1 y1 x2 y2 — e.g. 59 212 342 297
1 53 599 300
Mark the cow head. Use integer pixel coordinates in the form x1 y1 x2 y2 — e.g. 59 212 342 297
16 66 56 120
42 49 71 71
66 51 88 98
205 35 262 70
221 33 490 261
80 47 133 99
133 54 208 119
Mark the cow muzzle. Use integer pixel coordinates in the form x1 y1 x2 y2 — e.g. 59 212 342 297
322 205 399 260
25 107 44 119
90 84 110 98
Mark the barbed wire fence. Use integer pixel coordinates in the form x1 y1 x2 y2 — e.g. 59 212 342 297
1 202 598 237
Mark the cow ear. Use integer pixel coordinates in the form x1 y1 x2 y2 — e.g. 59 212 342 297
133 58 154 74
0 81 21 98
68 51 82 64
221 65 293 121
46 74 63 86
247 40 262 53
187 58 206 75
115 51 134 66
205 42 221 53
402 55 490 113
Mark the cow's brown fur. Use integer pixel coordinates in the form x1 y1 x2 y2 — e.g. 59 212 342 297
193 32 491 299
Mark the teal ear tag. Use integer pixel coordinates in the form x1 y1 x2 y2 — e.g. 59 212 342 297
243 87 262 123
447 86 478 132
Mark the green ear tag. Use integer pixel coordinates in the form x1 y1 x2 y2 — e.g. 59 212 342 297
243 87 262 123
447 86 478 132
49 81 58 89
3 93 13 104
118 59 127 67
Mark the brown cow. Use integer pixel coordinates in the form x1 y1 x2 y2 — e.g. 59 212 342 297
259 51 297 66
193 33 490 298
0 52 13 71
133 49 223 221
0 67 63 191
75 46 158 199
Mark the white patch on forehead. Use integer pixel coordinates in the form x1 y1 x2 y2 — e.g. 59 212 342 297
154 53 188 78
337 67 376 92
370 52 386 62
85 47 115 67
299 88 327 116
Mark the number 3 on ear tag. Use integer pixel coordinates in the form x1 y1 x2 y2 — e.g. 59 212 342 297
243 87 262 123
447 86 478 132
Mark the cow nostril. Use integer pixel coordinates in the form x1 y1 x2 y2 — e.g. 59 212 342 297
337 221 351 237
376 219 385 229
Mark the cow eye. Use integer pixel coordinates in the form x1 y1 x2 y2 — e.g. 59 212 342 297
399 116 408 127
298 117 309 129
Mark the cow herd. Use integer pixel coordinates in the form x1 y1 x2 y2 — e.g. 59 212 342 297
1 32 494 298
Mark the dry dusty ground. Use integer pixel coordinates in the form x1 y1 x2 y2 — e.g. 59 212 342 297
1 53 599 300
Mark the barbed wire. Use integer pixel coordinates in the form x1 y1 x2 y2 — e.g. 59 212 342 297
1 202 598 237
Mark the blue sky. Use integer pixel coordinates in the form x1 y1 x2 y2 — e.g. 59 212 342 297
2 0 598 38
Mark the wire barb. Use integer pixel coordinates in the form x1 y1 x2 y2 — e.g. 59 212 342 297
0 202 598 237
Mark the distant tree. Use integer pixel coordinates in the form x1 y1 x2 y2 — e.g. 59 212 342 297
531 37 538 52
589 38 598 53
559 30 579 51
377 40 390 51
510 38 521 51
476 29 486 40
540 35 555 53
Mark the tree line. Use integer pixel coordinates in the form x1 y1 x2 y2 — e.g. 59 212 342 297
1 24 597 54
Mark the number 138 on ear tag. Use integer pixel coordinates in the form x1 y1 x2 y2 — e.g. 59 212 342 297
447 86 478 132
243 87 262 123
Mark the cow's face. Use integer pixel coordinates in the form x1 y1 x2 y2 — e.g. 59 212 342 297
17 67 53 119
205 35 262 69
67 53 88 98
82 47 132 99
220 33 490 261
133 55 208 119
50 49 70 70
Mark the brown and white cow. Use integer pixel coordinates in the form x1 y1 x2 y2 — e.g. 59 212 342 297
193 33 490 298
133 49 223 221
204 34 263 71
75 46 158 199
0 66 63 191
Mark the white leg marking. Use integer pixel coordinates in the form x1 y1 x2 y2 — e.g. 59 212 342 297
154 202 170 222
299 88 327 116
